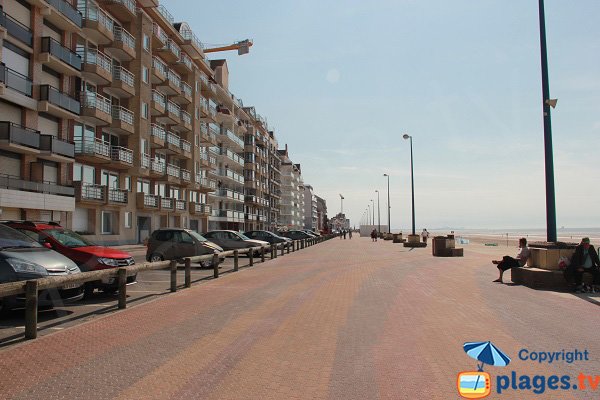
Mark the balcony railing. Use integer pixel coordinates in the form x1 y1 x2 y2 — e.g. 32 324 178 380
75 137 110 157
180 169 191 182
151 159 165 173
113 25 135 50
222 130 244 148
152 23 167 44
181 139 191 153
218 169 244 184
39 134 74 158
166 132 180 147
46 0 83 27
39 85 80 114
111 146 133 164
161 197 174 210
178 24 204 50
181 81 192 97
113 66 134 87
0 64 32 97
157 4 174 23
111 105 134 125
166 163 180 178
151 89 166 107
167 69 181 87
180 111 191 126
0 173 73 196
78 1 114 32
108 188 128 203
151 124 166 141
178 53 193 70
209 124 219 137
142 193 159 207
192 203 211 214
106 0 135 15
0 8 33 46
81 184 104 201
81 91 111 114
152 56 167 76
41 37 82 70
0 121 39 149
167 101 180 116
140 153 150 169
163 39 180 58
175 199 186 211
79 48 112 74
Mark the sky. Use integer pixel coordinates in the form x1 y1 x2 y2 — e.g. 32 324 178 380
163 0 600 230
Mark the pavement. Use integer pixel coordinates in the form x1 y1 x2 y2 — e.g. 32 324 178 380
0 237 599 399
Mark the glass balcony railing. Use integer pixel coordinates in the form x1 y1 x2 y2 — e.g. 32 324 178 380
111 106 134 125
81 92 111 114
79 48 112 74
152 23 167 44
163 39 180 58
113 25 135 50
39 134 74 158
178 53 193 70
77 0 114 32
0 64 32 97
46 0 83 27
178 24 204 50
0 121 40 149
113 66 134 87
222 130 244 148
157 4 174 23
151 123 166 140
74 137 110 158
0 8 33 46
41 37 82 70
152 56 167 76
180 111 191 126
181 81 192 97
39 84 80 114
166 132 181 147
111 146 133 164
107 0 135 15
151 90 166 107
167 69 181 88
181 139 191 153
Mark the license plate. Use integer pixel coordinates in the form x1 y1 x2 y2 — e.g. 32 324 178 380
62 283 80 290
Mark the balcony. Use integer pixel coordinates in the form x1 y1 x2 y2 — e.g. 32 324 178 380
136 192 159 210
218 169 244 184
180 139 191 156
150 89 165 116
212 209 245 222
179 110 192 132
0 121 40 155
215 106 235 125
149 123 165 147
165 131 181 153
109 66 135 97
80 92 112 125
180 168 191 183
160 197 174 211
110 105 134 135
78 1 114 45
172 81 192 105
173 52 193 75
0 64 32 98
108 25 135 61
38 85 80 118
100 0 136 22
158 101 180 125
110 145 133 169
32 0 82 32
0 173 74 197
219 129 244 150
39 134 75 162
139 153 150 170
177 23 204 60
75 183 105 204
189 202 210 216
151 23 167 49
155 68 181 96
157 39 180 63
107 187 128 205
174 199 186 213
0 8 33 47
151 56 167 84
74 137 110 163
149 159 165 176
39 37 82 75
215 188 244 202
80 49 112 85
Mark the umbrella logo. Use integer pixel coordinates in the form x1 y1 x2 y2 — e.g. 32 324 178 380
457 341 511 399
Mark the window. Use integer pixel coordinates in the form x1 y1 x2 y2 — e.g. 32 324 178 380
142 66 149 83
195 81 200 92
195 134 199 147
142 102 148 119
124 212 132 228
143 34 150 51
101 211 113 234
195 107 199 120
124 176 131 191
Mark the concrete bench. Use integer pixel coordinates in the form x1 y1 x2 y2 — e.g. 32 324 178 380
512 267 594 289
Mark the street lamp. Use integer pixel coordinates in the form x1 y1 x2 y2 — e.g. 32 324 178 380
339 193 344 215
367 205 371 225
383 174 391 233
370 199 375 230
403 134 416 235
375 190 381 234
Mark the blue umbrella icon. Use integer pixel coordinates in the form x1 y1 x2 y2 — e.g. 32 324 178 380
463 341 511 391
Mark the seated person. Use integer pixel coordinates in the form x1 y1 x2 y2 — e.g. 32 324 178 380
492 238 530 283
564 237 600 293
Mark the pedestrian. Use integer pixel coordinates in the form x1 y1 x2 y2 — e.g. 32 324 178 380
339 230 343 239
349 230 353 239
421 228 430 244
343 230 347 239
371 228 377 242
492 238 530 283
564 237 600 293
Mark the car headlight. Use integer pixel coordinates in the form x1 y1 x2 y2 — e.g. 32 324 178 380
97 257 119 267
6 258 48 275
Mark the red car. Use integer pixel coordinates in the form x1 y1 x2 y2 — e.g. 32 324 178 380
2 221 136 297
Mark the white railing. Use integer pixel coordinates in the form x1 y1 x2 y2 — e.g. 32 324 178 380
80 48 112 74
166 163 180 178
180 111 191 125
180 169 191 182
113 66 134 87
111 146 133 164
167 101 180 116
140 153 150 169
181 81 192 97
152 90 165 107
113 25 135 50
167 69 181 88
152 56 167 76
111 105 133 125
181 139 191 153
75 137 109 158
166 132 181 147
81 92 111 114
151 159 165 173
152 23 167 44
151 123 166 141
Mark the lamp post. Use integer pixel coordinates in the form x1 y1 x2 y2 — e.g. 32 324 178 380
339 194 344 215
370 199 375 230
375 190 381 234
383 174 391 233
367 205 371 225
403 134 416 236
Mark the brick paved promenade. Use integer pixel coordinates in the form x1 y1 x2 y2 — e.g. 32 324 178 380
0 237 599 399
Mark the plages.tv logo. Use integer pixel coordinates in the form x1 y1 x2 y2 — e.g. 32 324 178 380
457 341 511 399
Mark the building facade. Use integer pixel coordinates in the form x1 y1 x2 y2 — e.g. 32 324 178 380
315 195 327 232
303 184 317 230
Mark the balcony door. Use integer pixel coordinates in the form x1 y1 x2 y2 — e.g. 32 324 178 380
101 170 119 189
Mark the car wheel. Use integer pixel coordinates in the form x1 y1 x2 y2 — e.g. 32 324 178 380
149 253 164 263
199 259 213 268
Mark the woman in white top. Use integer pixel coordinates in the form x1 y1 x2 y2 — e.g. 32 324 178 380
492 238 530 283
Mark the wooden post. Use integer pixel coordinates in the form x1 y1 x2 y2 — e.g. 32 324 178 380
117 268 127 309
272 245 276 259
234 250 239 271
261 246 265 262
281 243 285 256
249 249 254 266
287 242 290 254
170 260 177 292
184 258 191 288
213 254 219 278
25 280 38 340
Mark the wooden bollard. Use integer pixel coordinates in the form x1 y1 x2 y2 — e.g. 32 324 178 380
184 258 191 288
271 245 276 259
25 280 38 340
213 253 219 278
281 244 285 256
261 246 265 262
117 268 127 309
249 249 254 266
287 242 290 254
234 250 239 271
170 260 177 292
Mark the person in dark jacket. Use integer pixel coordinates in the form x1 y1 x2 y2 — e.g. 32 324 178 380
564 237 600 293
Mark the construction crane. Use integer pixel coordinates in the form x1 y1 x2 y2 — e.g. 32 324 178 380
203 39 253 55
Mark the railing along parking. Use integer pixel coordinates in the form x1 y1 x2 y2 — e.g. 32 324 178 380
0 234 336 340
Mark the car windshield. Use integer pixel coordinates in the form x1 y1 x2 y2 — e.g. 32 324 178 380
189 231 207 242
0 224 42 249
44 229 96 248
237 232 251 240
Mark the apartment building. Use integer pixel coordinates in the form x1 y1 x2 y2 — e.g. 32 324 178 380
315 195 327 232
278 146 304 230
302 184 317 230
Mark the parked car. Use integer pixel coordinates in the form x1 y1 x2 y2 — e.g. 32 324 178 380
279 230 314 240
0 224 84 314
300 230 319 237
146 228 223 267
3 221 136 297
203 230 269 256
244 230 291 245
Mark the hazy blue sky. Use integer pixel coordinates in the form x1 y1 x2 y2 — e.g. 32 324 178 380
164 0 599 230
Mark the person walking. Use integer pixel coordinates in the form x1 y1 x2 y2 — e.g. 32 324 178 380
349 230 353 239
343 230 347 239
421 229 430 244
371 229 377 242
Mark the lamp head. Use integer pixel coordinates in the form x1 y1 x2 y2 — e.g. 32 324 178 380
403 134 410 140
383 173 388 177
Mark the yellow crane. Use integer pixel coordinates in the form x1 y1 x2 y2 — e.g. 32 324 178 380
203 39 253 55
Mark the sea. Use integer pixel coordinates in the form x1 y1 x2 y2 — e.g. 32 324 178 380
388 228 600 243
